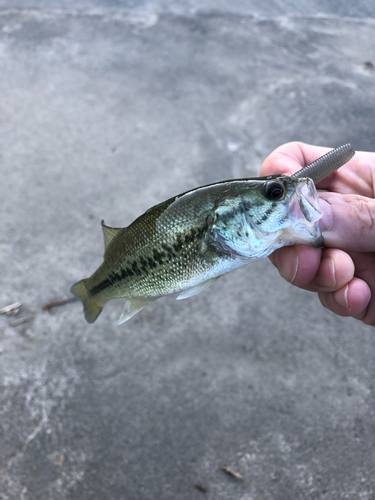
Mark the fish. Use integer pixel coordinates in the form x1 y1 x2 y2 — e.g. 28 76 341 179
71 144 355 324
71 175 324 324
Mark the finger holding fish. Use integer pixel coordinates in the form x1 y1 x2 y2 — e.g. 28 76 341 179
261 142 334 179
269 246 355 292
318 251 375 324
261 141 369 195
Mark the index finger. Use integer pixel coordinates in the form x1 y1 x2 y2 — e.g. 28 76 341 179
260 142 332 177
261 143 375 197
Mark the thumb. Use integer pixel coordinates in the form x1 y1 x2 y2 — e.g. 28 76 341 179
319 192 375 252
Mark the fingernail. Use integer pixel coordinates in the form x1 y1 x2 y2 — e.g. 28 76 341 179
334 284 350 310
274 247 299 283
269 253 276 266
313 257 336 288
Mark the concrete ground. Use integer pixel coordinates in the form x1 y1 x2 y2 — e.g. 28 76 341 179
1 1 375 499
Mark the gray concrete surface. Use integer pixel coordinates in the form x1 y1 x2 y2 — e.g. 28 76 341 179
1 1 375 499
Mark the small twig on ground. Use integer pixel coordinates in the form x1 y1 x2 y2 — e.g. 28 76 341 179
0 301 22 314
42 297 77 311
219 464 244 481
194 482 207 492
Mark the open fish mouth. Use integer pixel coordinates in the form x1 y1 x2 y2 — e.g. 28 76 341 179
282 177 323 247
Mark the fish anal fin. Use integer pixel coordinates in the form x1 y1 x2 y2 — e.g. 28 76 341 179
118 297 153 324
101 220 122 252
176 278 218 300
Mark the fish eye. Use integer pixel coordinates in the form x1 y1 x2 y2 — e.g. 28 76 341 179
262 180 286 201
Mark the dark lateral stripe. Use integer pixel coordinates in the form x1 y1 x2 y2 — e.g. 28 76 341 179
153 249 165 264
89 263 139 296
161 243 175 259
131 261 142 276
147 257 157 269
89 225 208 296
89 278 112 296
173 235 184 253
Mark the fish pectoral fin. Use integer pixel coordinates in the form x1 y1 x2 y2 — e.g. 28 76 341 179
101 220 122 252
117 297 153 324
176 278 218 301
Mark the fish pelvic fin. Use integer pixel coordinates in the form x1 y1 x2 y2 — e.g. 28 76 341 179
118 297 153 324
71 279 104 323
176 278 218 300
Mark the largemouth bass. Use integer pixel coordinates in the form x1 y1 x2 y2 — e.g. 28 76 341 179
71 145 355 324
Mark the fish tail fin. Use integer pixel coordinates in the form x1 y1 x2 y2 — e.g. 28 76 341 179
71 279 104 323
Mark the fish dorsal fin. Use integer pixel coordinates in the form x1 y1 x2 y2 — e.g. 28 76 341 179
101 220 122 251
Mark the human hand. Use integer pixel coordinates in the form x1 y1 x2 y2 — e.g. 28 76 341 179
260 142 375 326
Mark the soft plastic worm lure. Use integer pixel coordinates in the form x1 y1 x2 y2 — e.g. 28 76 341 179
291 143 355 183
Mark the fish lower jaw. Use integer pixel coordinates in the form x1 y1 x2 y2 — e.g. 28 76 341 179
278 224 324 248
314 234 324 247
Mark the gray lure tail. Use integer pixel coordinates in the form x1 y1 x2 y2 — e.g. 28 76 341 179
291 143 355 184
